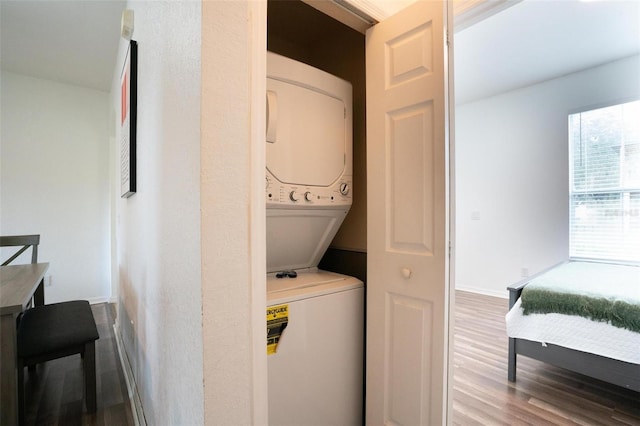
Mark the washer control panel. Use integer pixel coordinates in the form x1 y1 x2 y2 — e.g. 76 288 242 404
266 172 352 207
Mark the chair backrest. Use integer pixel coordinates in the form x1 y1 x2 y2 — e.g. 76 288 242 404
0 234 40 266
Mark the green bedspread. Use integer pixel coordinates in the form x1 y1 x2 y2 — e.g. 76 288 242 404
520 261 640 332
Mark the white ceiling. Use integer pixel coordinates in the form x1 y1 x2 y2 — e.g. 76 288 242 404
1 0 638 100
1 0 125 92
454 0 640 104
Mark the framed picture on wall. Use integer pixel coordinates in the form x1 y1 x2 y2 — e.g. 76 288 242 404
120 40 137 198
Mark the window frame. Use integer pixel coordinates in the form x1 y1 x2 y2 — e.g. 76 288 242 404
568 97 640 264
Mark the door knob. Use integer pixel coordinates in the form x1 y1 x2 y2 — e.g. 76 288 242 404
401 268 412 279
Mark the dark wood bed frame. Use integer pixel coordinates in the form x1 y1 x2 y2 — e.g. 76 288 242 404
507 263 640 393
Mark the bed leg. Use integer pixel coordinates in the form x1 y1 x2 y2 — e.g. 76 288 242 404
508 337 516 382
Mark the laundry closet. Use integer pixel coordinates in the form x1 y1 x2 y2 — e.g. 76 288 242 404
265 1 450 424
265 1 368 424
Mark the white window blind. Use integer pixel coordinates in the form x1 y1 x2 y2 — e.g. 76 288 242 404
569 100 640 263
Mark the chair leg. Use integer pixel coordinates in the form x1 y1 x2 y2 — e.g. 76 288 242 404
17 358 25 426
83 342 97 413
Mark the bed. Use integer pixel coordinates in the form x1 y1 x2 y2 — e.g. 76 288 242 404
506 260 640 392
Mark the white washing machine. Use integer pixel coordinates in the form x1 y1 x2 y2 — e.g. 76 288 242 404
267 271 363 426
266 52 364 426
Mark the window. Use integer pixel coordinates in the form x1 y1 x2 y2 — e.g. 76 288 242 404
569 100 640 263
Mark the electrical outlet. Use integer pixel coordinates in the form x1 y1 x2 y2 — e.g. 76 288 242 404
521 268 529 278
44 275 52 287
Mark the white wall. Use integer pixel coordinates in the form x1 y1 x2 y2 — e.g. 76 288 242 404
1 72 111 303
455 55 640 297
201 2 268 424
110 1 203 424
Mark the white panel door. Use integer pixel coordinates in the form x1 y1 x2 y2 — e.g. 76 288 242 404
366 1 449 425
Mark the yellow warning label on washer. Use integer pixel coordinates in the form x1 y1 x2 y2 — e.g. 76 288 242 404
267 304 288 355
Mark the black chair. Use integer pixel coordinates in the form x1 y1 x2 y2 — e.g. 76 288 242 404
0 234 40 266
1 235 99 425
17 301 99 423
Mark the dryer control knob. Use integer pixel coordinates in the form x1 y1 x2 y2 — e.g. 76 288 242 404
289 191 299 202
304 192 315 202
339 183 350 196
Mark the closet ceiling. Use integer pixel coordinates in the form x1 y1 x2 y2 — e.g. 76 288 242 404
1 0 638 101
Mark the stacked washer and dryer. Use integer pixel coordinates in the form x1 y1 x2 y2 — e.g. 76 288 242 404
265 52 364 426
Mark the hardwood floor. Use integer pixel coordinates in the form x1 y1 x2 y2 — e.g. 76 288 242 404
24 294 639 425
22 303 133 426
453 290 640 426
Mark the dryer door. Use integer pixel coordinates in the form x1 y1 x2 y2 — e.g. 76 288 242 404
266 78 346 187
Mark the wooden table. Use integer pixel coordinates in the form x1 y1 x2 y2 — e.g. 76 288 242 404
0 263 48 425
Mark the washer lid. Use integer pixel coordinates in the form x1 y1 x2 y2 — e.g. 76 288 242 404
266 77 347 187
267 270 363 304
268 270 345 294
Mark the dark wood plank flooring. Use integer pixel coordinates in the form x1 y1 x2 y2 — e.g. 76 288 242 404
453 290 640 426
25 294 639 425
22 303 134 426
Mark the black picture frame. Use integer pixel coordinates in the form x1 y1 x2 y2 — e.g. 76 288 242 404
120 40 137 198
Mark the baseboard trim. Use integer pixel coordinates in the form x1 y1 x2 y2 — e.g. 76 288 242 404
113 323 147 426
87 296 111 305
455 285 508 299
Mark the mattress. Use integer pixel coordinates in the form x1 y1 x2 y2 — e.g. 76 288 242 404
506 298 640 365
